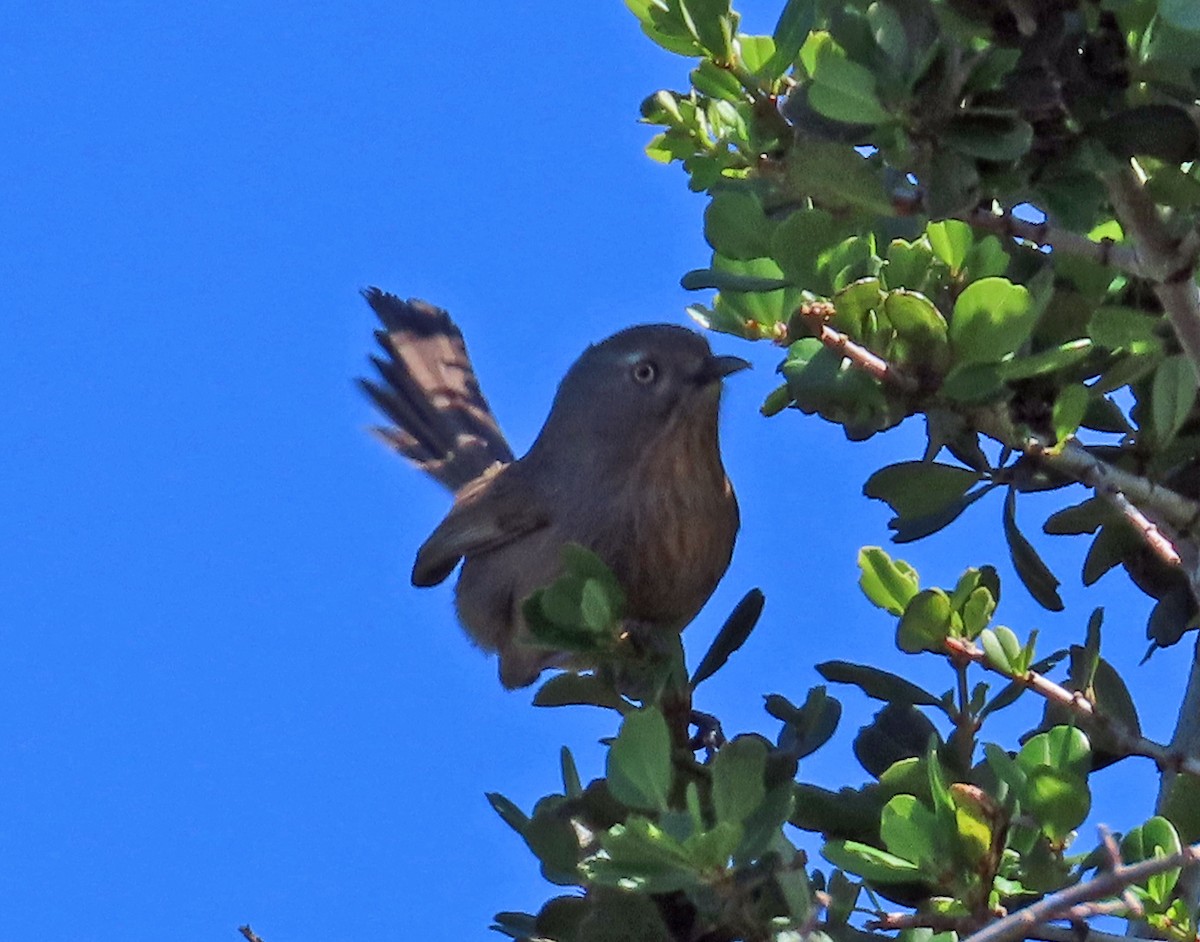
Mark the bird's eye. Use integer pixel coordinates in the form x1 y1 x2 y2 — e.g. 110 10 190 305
631 360 658 385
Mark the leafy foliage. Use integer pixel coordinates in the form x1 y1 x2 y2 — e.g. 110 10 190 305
481 1 1200 939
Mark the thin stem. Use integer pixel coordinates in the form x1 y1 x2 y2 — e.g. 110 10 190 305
945 637 1200 780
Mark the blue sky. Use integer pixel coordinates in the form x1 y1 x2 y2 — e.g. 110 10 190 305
0 2 1191 938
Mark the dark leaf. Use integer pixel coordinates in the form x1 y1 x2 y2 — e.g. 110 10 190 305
864 461 982 518
767 686 843 759
534 673 632 713
817 660 944 709
1003 489 1064 611
680 268 791 292
854 703 939 779
1095 105 1200 163
691 588 765 686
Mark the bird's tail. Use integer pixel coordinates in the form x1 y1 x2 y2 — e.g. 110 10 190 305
358 288 514 492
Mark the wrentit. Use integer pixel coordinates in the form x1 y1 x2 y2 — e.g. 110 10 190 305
360 288 749 688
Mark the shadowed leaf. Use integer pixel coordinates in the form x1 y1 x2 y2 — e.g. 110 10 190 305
692 588 766 686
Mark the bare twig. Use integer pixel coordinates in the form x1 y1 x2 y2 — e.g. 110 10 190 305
945 637 1200 780
962 843 1199 942
790 302 919 393
960 206 1144 278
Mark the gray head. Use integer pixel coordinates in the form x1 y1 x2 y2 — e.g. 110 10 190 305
524 324 750 470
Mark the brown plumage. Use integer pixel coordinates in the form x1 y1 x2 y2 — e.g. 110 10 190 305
360 288 747 688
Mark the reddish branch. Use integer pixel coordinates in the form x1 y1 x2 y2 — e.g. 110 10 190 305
945 637 1200 780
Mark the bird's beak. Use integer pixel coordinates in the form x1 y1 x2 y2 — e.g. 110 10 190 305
701 353 752 385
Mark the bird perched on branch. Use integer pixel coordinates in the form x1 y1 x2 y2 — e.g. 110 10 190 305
359 288 749 688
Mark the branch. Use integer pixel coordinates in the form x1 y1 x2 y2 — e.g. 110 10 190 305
962 843 1200 942
870 910 1162 942
959 206 1144 279
945 637 1200 780
1013 436 1200 538
1106 166 1200 380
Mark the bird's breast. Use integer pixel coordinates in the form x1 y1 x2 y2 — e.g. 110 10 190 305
604 422 739 630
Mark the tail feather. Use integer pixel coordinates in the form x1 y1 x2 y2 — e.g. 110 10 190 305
359 288 514 491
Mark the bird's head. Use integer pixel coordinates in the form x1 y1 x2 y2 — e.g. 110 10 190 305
528 324 750 468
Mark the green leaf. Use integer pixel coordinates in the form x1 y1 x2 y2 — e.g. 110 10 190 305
534 672 632 713
927 220 973 273
607 708 672 811
581 578 616 632
961 586 996 639
1018 726 1091 778
858 546 920 615
561 747 582 798
712 736 769 825
690 60 744 101
704 190 772 259
950 277 1035 365
817 660 943 708
765 0 816 78
964 235 1010 280
867 1 907 65
487 792 530 835
822 839 923 883
1024 766 1090 841
574 891 669 942
980 626 1022 674
678 0 735 59
1161 775 1200 843
771 206 839 291
997 339 1094 381
885 289 949 367
1089 306 1163 355
691 588 765 686
1052 384 1090 444
736 35 776 74
1003 489 1064 611
940 362 1004 403
864 461 982 519
1122 817 1183 907
880 793 941 873
591 817 697 893
897 588 953 653
680 268 791 292
1152 354 1198 445
884 237 934 291
801 31 890 124
767 687 843 759
943 113 1033 161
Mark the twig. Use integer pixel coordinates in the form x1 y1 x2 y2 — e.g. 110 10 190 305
789 302 919 393
960 206 1144 279
1017 436 1200 538
962 843 1200 942
945 637 1200 780
1028 926 1161 942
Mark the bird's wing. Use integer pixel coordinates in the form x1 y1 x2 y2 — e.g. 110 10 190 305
358 288 514 492
411 464 549 587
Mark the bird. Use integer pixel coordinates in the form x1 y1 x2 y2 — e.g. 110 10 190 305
359 287 749 688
